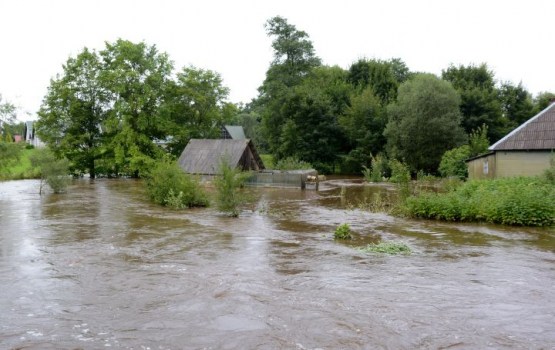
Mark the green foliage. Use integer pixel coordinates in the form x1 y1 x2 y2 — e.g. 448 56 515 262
214 156 249 217
29 148 70 194
404 177 555 226
499 81 534 127
334 223 352 240
441 63 506 142
468 124 490 156
260 154 274 169
274 157 313 170
439 145 471 179
385 74 466 174
0 141 23 176
389 159 411 200
362 154 389 182
145 160 208 209
358 241 411 255
0 93 17 124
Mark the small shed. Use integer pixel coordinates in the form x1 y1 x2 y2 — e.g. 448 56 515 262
466 102 555 179
178 139 264 175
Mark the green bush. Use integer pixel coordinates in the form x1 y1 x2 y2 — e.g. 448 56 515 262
439 145 471 179
404 177 555 226
145 161 208 208
29 148 70 194
214 156 249 217
334 223 352 240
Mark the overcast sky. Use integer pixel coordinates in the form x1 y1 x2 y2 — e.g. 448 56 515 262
1 0 553 120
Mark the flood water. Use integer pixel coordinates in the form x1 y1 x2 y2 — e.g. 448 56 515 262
1 178 554 349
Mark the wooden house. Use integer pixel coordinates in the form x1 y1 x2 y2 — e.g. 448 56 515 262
178 139 264 175
466 103 555 179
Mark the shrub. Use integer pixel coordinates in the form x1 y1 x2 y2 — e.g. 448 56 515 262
29 148 70 194
145 161 208 208
334 223 352 240
214 156 249 217
439 145 471 179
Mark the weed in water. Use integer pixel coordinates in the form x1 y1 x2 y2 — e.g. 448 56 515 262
358 241 411 255
334 223 352 240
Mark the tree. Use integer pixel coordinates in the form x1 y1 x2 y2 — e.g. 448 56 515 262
339 87 386 173
499 81 534 127
384 74 466 174
442 63 506 142
37 48 108 178
257 16 321 156
162 66 231 156
533 91 555 114
99 39 173 177
0 94 16 125
29 148 70 194
347 58 409 105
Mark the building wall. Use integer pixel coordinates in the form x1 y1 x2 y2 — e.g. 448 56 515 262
467 151 552 179
495 151 552 178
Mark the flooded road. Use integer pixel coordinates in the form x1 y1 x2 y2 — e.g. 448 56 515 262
1 178 554 349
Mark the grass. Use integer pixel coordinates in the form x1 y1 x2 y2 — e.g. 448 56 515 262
334 223 352 240
358 241 412 255
260 154 274 169
0 148 41 180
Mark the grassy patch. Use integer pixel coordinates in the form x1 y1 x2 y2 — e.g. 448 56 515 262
0 147 41 180
260 154 274 169
403 177 555 226
358 241 412 255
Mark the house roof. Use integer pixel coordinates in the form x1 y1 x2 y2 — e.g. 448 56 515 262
490 102 555 151
177 139 264 175
223 125 246 140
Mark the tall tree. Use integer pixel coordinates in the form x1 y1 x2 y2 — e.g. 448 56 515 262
0 93 16 125
37 48 108 178
162 66 232 156
257 16 321 156
384 74 466 174
498 81 534 126
339 87 386 173
442 63 506 142
99 39 173 177
347 58 409 105
533 91 555 114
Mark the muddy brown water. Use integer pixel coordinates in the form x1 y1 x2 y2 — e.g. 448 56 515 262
1 178 554 349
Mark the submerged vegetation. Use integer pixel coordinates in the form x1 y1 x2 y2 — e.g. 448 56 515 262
29 148 71 194
145 160 208 209
334 223 353 240
358 241 412 255
214 157 250 217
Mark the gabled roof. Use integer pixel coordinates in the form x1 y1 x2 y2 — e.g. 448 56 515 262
177 139 264 175
490 103 555 151
222 125 246 140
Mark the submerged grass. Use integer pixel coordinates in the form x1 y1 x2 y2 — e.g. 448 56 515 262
358 241 412 255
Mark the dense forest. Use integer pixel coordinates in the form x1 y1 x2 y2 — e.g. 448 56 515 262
2 16 554 177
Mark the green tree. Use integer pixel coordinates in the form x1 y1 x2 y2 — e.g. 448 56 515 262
99 39 173 177
0 94 16 125
438 145 471 179
30 148 70 194
214 156 249 217
0 142 23 177
468 124 490 156
339 87 386 173
37 48 109 178
442 63 506 142
257 16 321 156
162 66 231 156
384 74 466 174
499 81 534 127
533 91 555 114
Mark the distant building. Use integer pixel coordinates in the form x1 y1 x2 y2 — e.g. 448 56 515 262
23 121 45 148
466 102 555 179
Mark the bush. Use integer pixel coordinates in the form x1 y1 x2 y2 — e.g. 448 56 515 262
214 156 249 217
403 177 555 226
145 161 208 208
29 148 70 194
334 223 352 240
439 145 471 179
